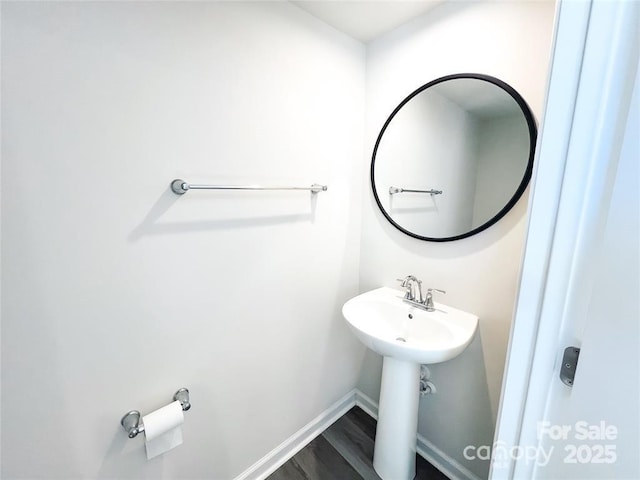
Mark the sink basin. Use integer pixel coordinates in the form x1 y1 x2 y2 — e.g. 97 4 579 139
342 286 478 480
342 286 478 364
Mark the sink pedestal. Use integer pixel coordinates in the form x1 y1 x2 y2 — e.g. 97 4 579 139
373 356 421 480
342 287 479 479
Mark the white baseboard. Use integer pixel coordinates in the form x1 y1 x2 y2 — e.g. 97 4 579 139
354 389 379 420
233 389 358 480
416 433 483 480
234 388 481 480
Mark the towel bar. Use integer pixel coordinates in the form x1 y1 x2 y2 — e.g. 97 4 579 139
171 179 327 195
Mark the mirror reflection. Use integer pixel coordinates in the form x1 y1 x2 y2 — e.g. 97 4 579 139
372 74 536 241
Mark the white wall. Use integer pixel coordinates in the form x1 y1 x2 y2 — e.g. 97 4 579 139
472 113 530 226
360 2 555 478
1 2 366 478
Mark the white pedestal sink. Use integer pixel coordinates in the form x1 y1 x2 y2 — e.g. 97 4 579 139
342 287 478 480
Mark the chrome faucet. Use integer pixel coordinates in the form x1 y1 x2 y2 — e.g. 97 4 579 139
397 276 445 311
398 275 424 303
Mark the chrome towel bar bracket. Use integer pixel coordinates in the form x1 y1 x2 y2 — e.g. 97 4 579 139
171 179 327 195
121 388 191 439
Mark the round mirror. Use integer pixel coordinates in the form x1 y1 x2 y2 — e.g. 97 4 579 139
371 73 537 242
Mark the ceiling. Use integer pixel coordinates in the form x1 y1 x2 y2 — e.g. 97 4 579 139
291 1 446 43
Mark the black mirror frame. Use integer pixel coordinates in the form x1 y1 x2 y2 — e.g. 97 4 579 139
370 73 538 242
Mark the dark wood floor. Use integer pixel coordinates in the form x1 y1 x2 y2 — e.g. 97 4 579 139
267 407 450 480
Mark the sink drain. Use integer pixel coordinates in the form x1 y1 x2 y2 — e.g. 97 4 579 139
396 337 407 342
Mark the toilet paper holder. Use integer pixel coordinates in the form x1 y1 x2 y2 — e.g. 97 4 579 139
121 388 191 439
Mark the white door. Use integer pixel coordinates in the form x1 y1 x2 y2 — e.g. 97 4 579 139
533 69 638 479
492 1 639 479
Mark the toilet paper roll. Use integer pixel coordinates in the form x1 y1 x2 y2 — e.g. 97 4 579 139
143 400 184 459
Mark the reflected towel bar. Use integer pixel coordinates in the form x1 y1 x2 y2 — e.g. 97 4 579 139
171 179 328 195
389 186 442 195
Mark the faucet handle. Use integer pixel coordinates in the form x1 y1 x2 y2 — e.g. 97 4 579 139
424 288 445 312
